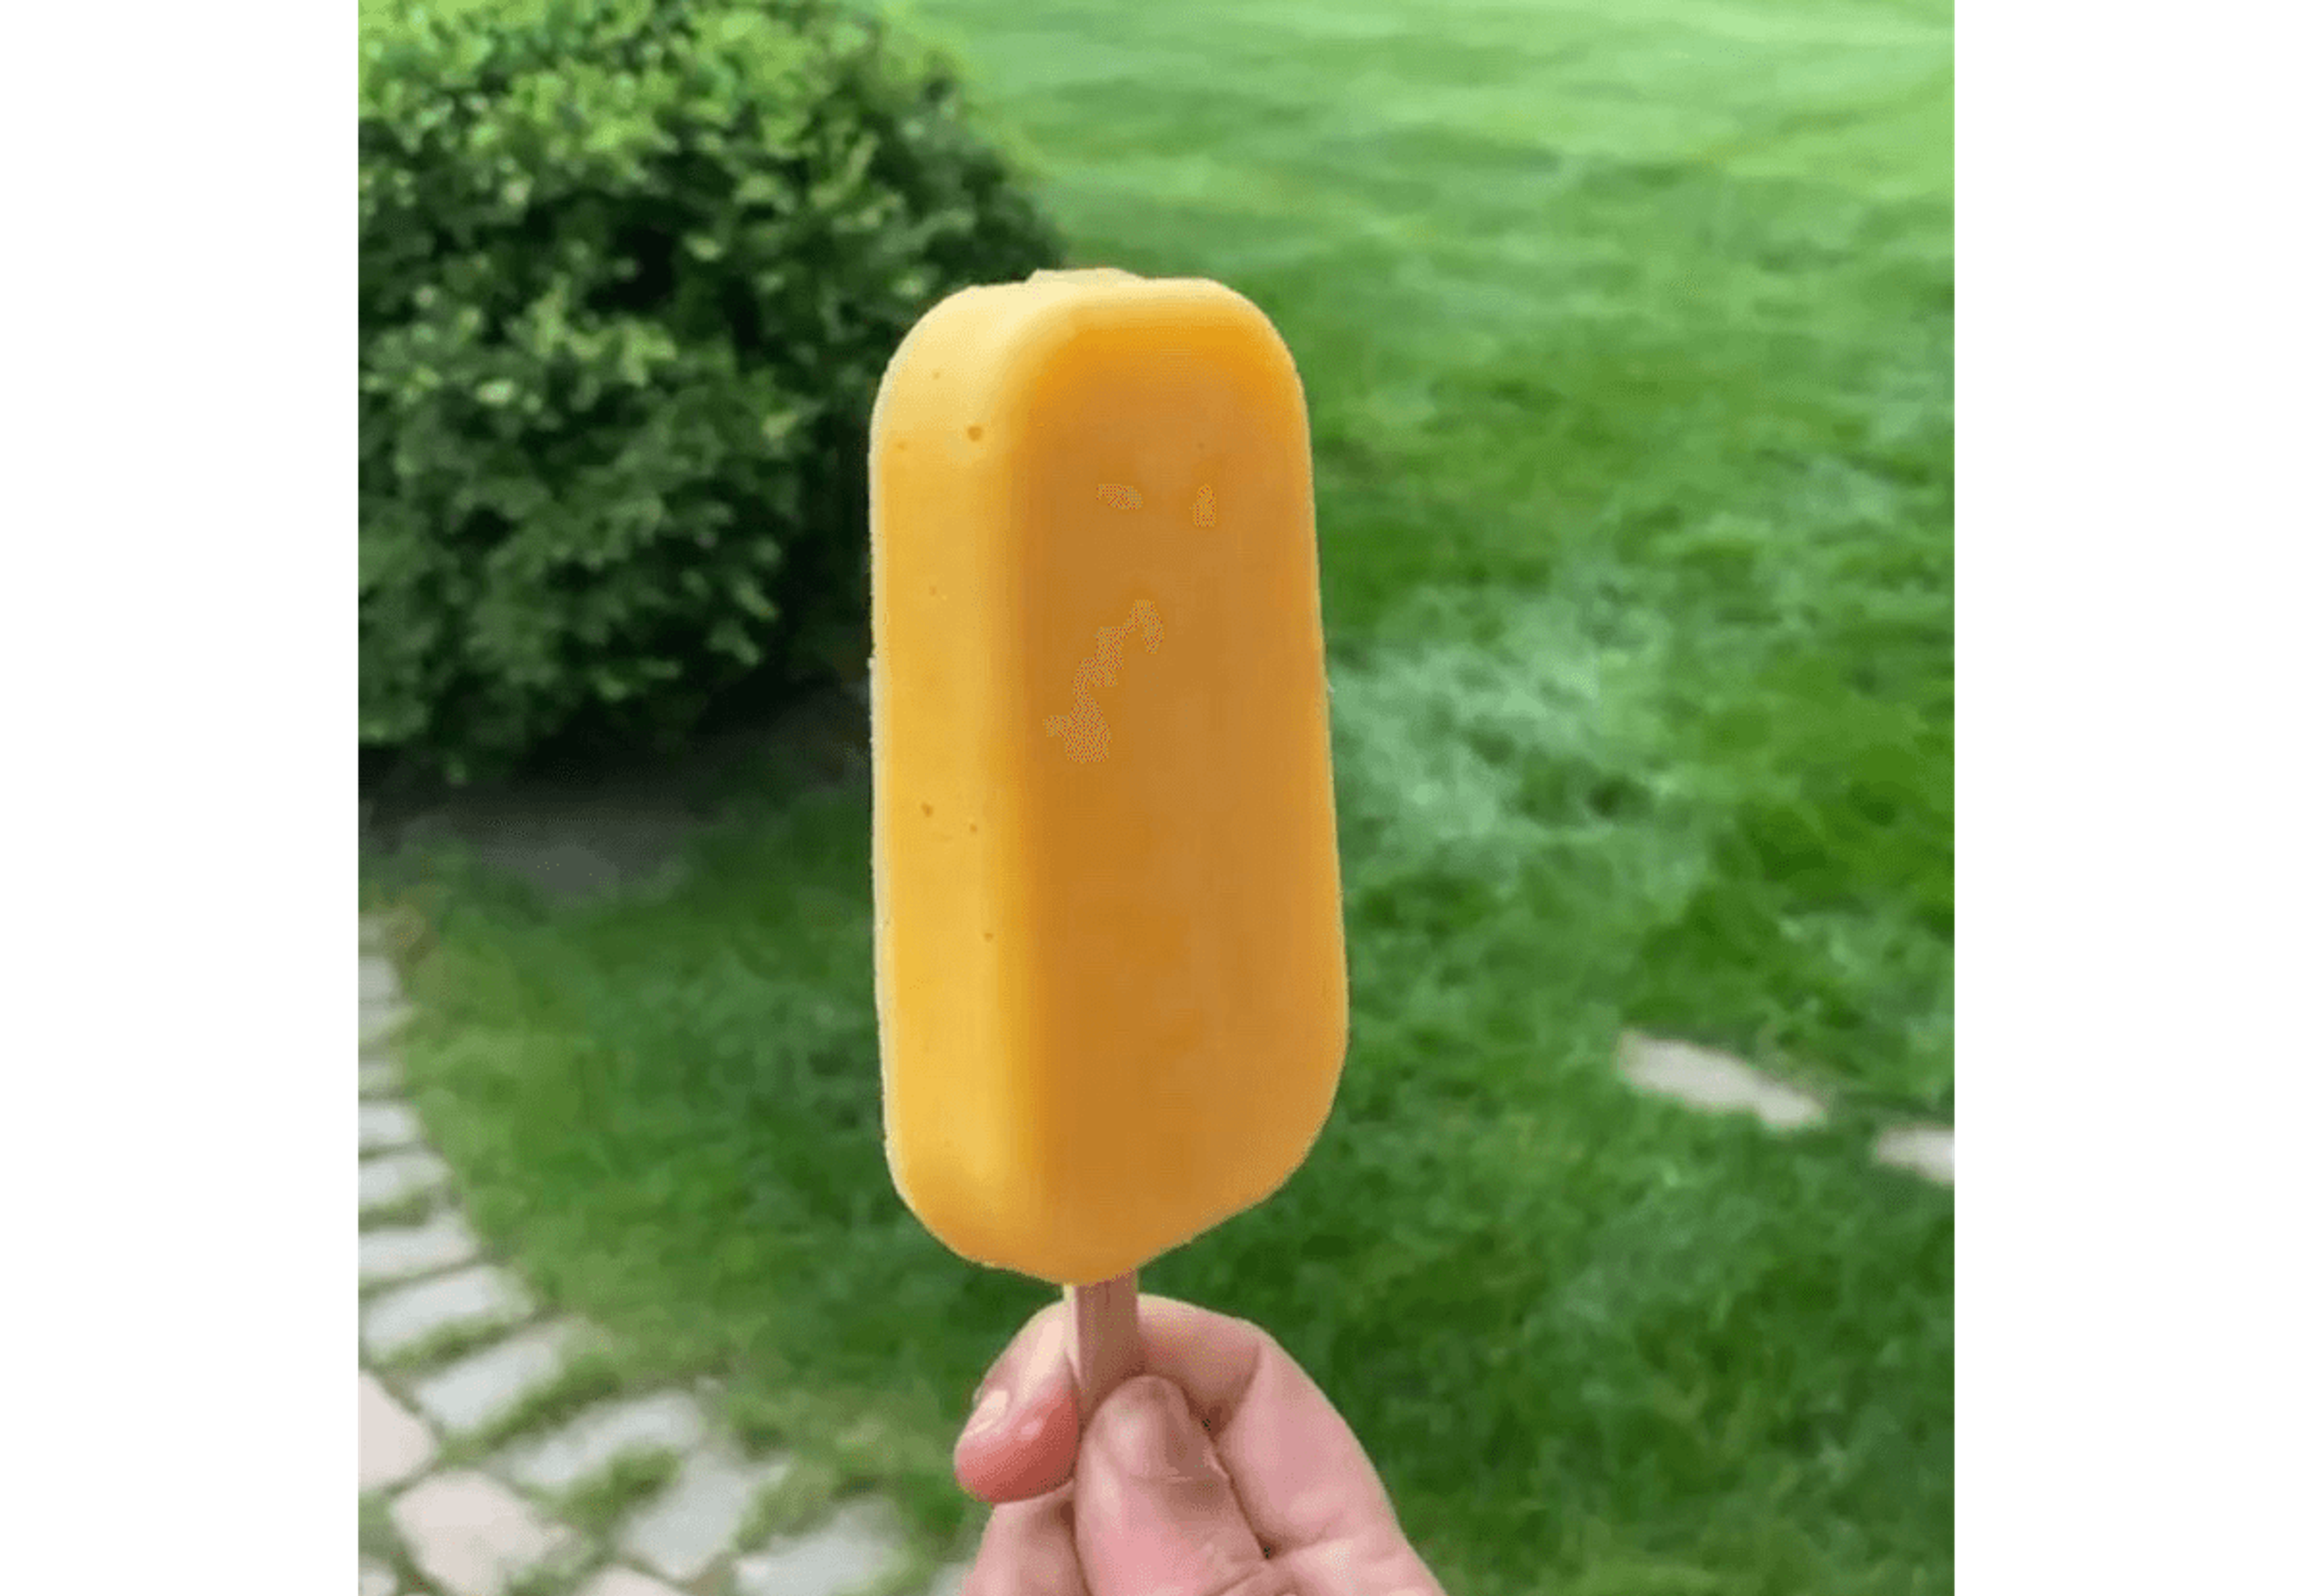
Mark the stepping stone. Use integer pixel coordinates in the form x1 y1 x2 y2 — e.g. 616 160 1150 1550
360 1062 401 1098
731 1500 907 1596
360 1559 398 1596
360 1373 437 1492
619 1442 791 1585
1874 1124 1954 1185
361 1101 423 1153
391 1470 573 1596
361 1214 481 1288
363 1000 415 1048
575 1570 688 1596
410 1323 577 1438
1615 1033 1828 1131
361 955 402 1004
500 1391 710 1492
361 1150 450 1214
363 1264 532 1361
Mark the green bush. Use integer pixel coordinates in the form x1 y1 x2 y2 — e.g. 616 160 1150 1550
360 0 1062 781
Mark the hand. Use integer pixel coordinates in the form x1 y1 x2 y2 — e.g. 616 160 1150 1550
952 1292 1447 1595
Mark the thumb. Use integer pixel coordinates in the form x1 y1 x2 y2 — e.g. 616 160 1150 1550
1072 1375 1288 1596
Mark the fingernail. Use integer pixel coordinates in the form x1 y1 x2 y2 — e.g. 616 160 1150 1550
1103 1377 1220 1482
961 1385 1011 1438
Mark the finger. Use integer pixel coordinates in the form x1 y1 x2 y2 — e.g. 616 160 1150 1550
1072 1374 1288 1596
1132 1295 1412 1557
963 1488 1090 1596
954 1301 1081 1503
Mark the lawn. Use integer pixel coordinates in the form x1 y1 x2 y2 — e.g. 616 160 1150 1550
368 0 1955 1591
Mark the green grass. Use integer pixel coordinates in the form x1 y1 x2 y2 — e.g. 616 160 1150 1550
373 1312 540 1376
557 1448 685 1539
370 0 1952 1591
359 1494 420 1591
739 1456 847 1547
358 1188 447 1232
448 1346 636 1460
504 1565 585 1596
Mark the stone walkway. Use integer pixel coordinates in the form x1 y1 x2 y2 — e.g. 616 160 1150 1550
358 926 970 1596
1615 1032 1955 1185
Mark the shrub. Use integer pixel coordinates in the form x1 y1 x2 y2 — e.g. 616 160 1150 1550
360 0 1062 781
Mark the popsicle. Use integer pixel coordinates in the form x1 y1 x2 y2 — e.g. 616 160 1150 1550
869 267 1348 1403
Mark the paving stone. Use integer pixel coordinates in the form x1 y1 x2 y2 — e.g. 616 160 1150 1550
362 955 402 1003
364 1264 533 1360
360 1373 437 1492
410 1323 577 1438
574 1569 689 1596
1874 1124 1955 1185
620 1442 791 1585
361 1150 450 1214
500 1391 710 1492
730 1500 907 1596
362 1214 482 1288
392 1470 573 1596
360 1559 398 1596
361 1100 423 1153
360 1061 401 1098
363 999 415 1047
1615 1033 1828 1131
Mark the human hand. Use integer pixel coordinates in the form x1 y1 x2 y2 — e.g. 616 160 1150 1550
951 1292 1447 1595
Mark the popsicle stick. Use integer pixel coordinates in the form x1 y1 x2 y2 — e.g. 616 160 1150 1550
1066 1271 1144 1415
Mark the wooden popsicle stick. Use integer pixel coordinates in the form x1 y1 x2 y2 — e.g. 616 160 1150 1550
1066 1271 1144 1416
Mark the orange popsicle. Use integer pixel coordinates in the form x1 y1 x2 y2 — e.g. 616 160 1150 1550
869 267 1348 1303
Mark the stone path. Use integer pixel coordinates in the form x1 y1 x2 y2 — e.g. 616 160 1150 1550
1615 1031 1955 1185
358 923 970 1596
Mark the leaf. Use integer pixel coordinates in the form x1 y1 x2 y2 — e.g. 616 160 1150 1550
707 615 765 666
358 0 1065 780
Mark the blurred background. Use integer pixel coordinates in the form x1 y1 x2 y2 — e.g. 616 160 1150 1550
358 0 1953 1592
